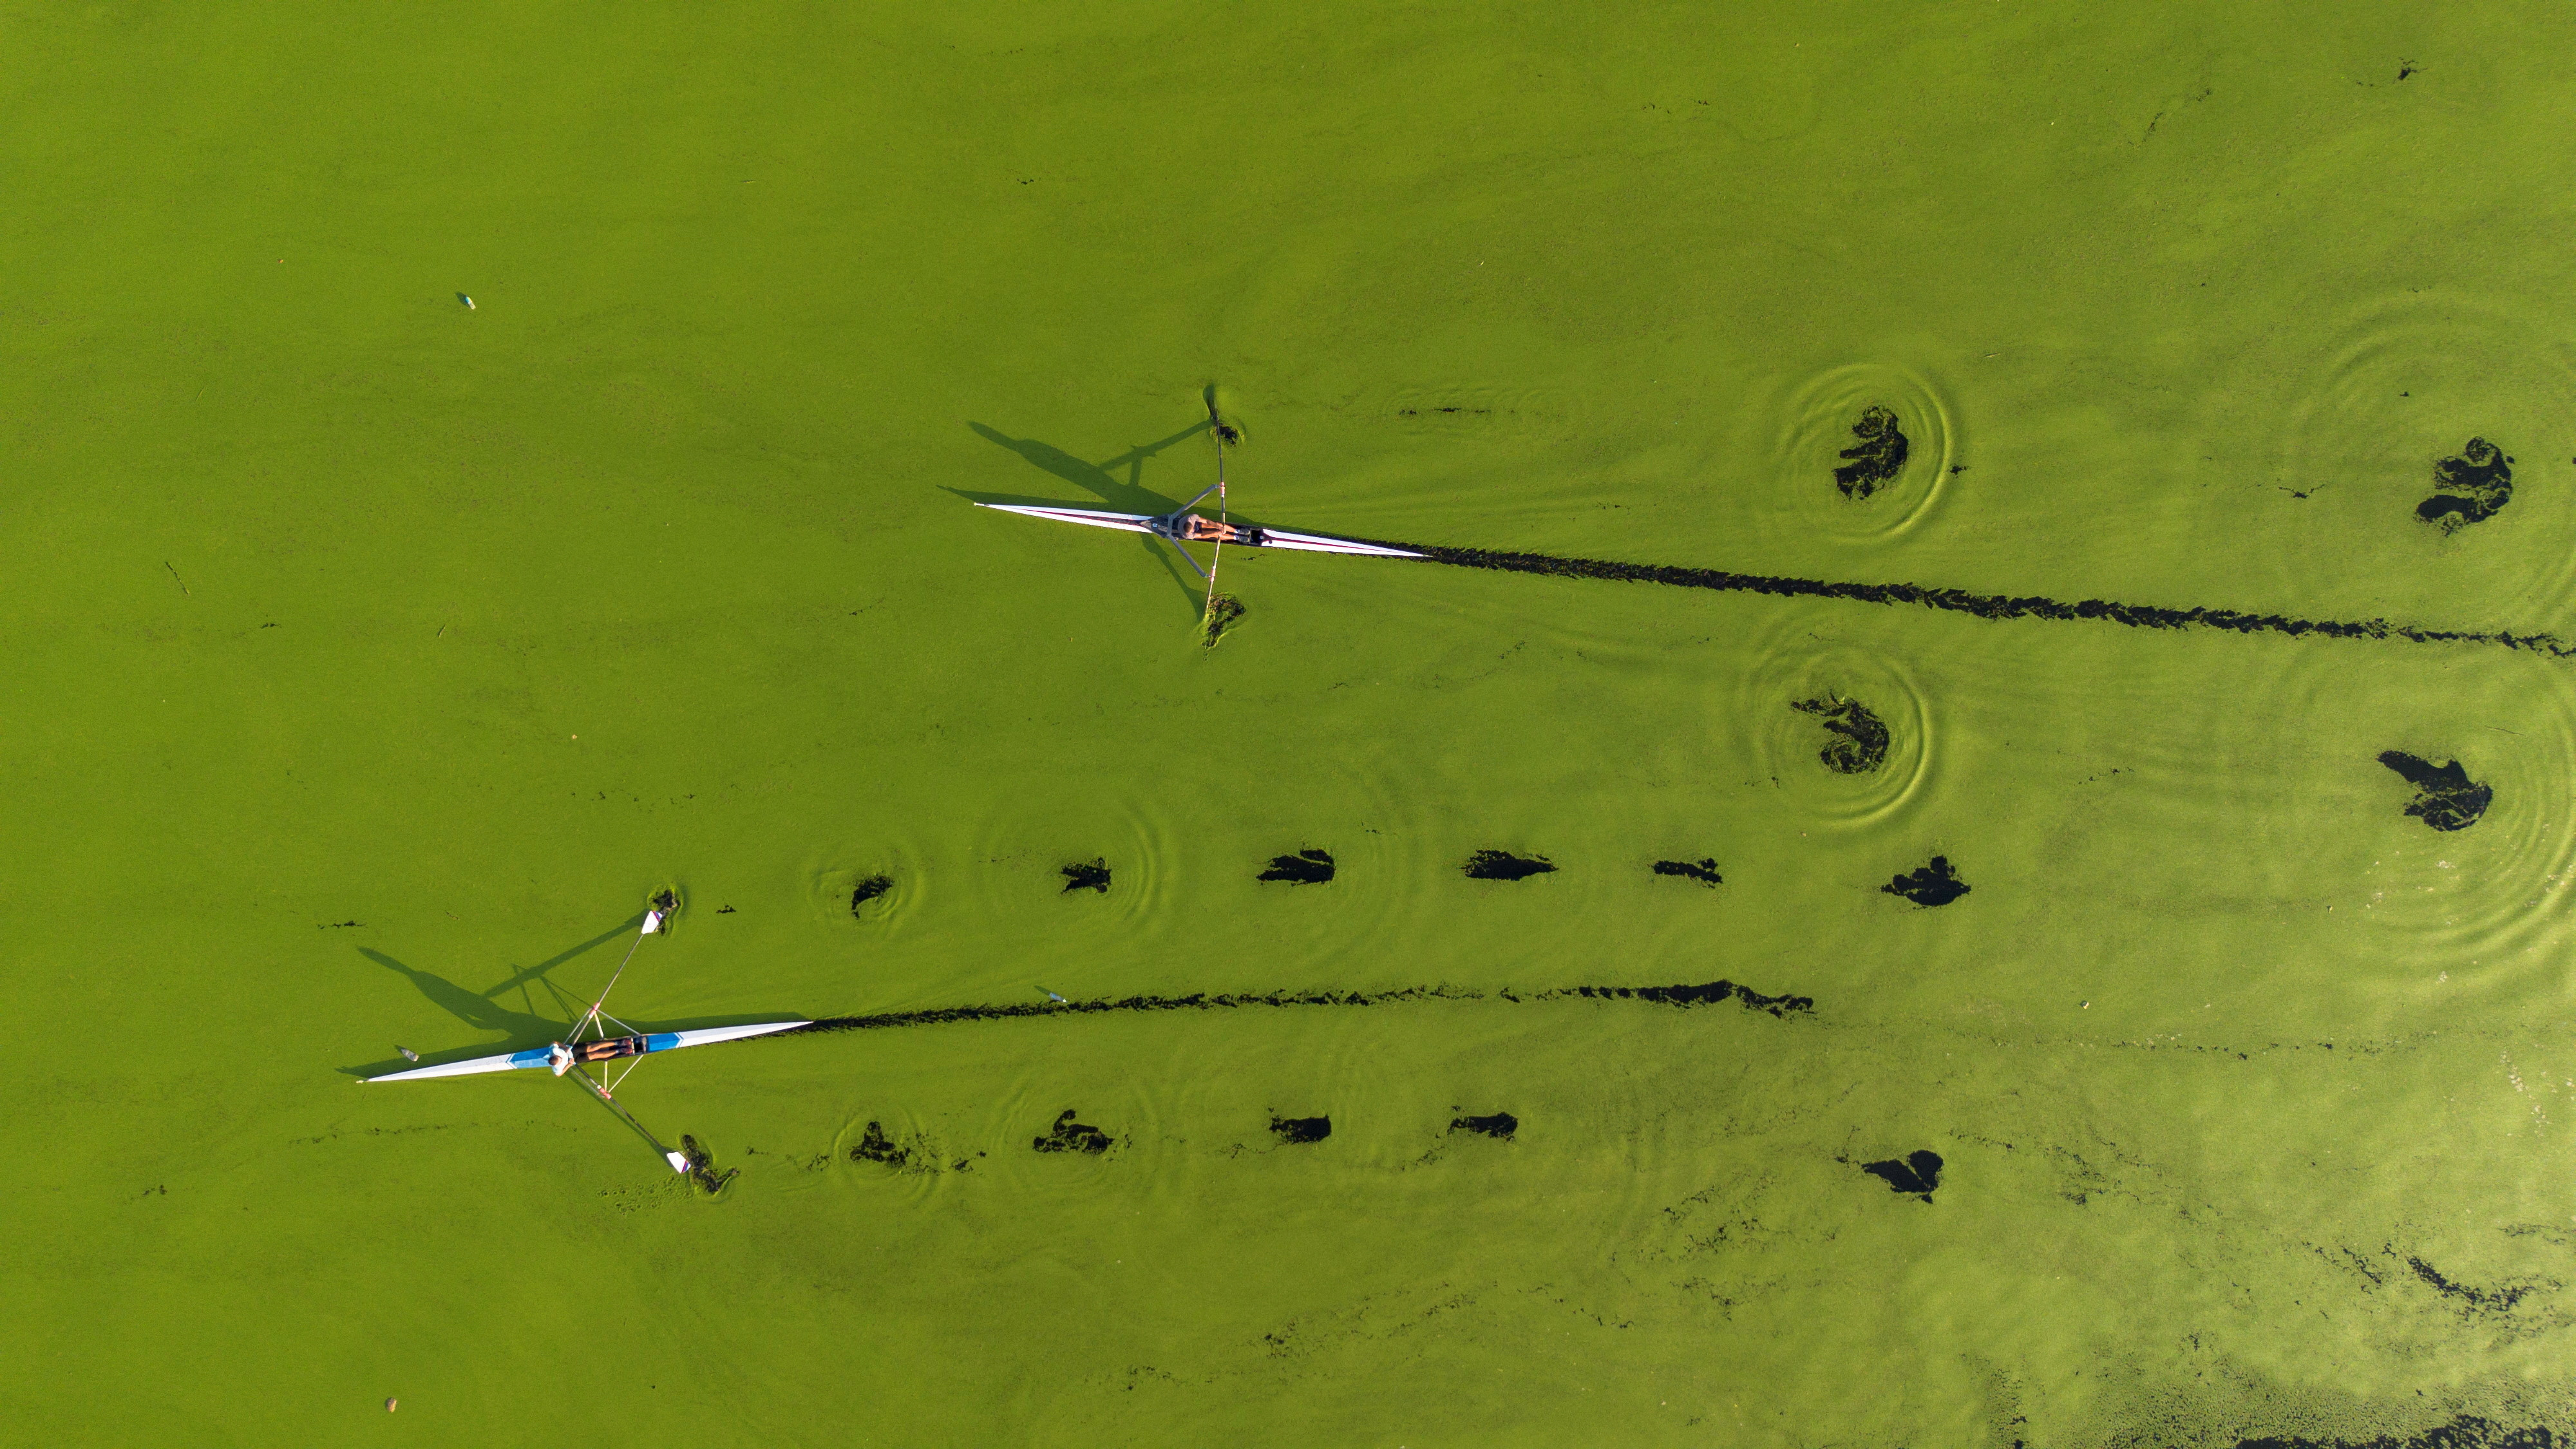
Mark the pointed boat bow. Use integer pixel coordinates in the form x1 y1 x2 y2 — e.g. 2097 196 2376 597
642 1021 807 1054
976 502 1159 535
1251 527 1425 559
363 1045 555 1083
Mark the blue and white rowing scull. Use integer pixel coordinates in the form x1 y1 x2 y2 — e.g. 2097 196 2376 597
361 1019 804 1083
363 904 802 1175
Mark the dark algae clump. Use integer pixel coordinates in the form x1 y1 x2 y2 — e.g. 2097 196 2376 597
1464 849 1556 881
678 1135 738 1197
1550 979 1814 1016
1861 1150 1944 1201
1450 1112 1518 1141
2405 1256 2537 1316
1258 848 1335 884
1365 540 2576 658
1033 1110 1113 1155
1653 857 1722 886
786 974 1814 1036
2236 1414 2558 1449
1201 592 1246 647
1269 1115 1331 1144
849 1121 909 1169
1060 858 1110 893
1884 856 1969 906
847 1122 973 1175
2416 438 2513 532
1790 692 1889 773
1833 404 1910 498
849 874 893 914
2378 751 2491 831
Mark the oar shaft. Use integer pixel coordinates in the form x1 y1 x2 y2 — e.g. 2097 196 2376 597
1202 424 1229 618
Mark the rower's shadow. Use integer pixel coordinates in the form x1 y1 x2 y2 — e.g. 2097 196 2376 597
963 419 1215 612
338 916 644 1078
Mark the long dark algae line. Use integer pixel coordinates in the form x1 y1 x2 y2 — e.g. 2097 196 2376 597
779 977 1811 1037
1361 539 2576 658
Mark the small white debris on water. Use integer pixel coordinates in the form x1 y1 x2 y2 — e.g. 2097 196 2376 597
398 1046 419 1062
457 293 475 309
386 1398 397 1412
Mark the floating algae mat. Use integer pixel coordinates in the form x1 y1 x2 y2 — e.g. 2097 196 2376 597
9 6 2576 1446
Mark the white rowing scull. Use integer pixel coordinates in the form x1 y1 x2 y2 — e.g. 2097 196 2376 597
977 496 1424 577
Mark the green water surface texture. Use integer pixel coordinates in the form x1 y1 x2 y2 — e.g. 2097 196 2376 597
7 5 2575 1446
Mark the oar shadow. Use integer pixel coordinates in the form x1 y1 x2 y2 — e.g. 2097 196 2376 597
359 948 559 1039
479 914 650 1021
965 419 1207 513
341 917 641 1078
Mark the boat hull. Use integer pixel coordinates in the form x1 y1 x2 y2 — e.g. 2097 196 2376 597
978 502 1423 559
363 1021 804 1083
1249 527 1424 559
976 502 1157 535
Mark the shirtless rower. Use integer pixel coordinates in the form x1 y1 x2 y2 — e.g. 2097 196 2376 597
1170 511 1257 547
547 1034 650 1075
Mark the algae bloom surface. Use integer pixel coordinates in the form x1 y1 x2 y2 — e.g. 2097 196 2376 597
5 6 2574 1446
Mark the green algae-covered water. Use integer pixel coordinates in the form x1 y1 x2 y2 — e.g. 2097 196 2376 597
8 6 2575 1444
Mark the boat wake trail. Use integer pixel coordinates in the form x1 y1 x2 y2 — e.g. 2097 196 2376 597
781 977 1812 1037
1369 540 2576 658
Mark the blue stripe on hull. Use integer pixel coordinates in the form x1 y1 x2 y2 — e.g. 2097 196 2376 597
643 1032 682 1053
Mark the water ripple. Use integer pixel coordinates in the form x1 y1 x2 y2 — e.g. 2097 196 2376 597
1755 361 1958 551
2255 290 2576 634
1731 608 1936 832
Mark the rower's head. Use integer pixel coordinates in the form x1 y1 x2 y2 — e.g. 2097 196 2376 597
547 1042 574 1077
